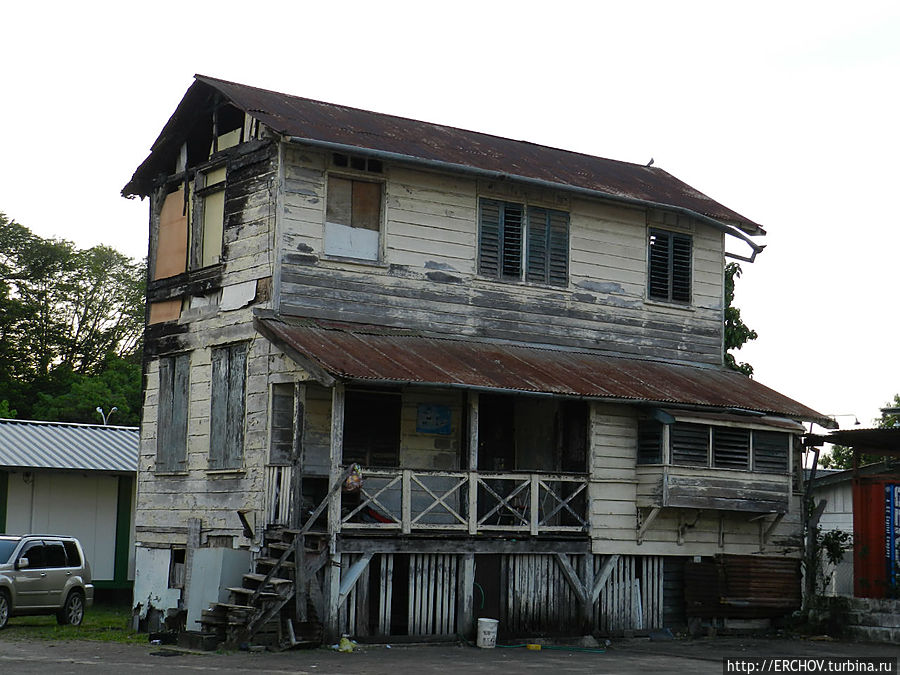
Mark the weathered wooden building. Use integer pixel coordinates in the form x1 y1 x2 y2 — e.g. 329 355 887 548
124 75 830 644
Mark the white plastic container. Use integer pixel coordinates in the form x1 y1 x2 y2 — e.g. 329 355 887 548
476 617 499 648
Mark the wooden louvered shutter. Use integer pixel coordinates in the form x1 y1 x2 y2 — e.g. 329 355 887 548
478 199 501 278
753 431 789 472
712 427 750 469
500 202 523 280
547 209 569 286
648 229 671 300
526 207 549 283
671 233 692 302
671 422 709 466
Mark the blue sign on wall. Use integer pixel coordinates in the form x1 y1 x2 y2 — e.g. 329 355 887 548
416 404 452 435
885 484 900 587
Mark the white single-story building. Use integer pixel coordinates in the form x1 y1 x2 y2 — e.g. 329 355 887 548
0 419 138 593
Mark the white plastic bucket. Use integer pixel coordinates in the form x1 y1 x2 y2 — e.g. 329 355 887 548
476 617 499 648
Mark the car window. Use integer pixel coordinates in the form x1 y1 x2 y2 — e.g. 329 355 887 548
0 539 19 563
63 541 81 567
44 541 67 568
22 542 46 568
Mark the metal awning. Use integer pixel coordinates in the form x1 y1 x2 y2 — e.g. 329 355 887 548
256 317 830 426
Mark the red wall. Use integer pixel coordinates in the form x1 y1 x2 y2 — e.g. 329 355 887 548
853 477 900 598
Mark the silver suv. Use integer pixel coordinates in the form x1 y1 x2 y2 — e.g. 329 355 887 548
0 534 94 629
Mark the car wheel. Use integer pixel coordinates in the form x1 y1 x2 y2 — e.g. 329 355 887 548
57 590 85 626
0 589 10 629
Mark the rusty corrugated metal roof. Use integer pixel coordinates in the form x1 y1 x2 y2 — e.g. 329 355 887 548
256 317 828 425
124 75 763 235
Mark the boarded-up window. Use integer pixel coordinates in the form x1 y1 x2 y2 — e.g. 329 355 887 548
479 199 568 285
753 430 789 473
193 166 226 268
324 176 382 260
648 228 692 303
712 427 750 469
210 343 247 470
269 383 295 466
157 353 190 472
155 187 188 280
637 420 664 464
670 422 709 467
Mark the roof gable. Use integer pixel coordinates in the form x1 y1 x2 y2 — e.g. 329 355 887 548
124 75 763 237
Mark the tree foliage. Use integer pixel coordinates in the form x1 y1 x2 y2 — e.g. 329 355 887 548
820 394 900 469
0 213 145 424
724 262 758 376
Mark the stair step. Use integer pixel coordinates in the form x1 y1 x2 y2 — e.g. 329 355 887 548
227 587 280 599
244 573 293 585
256 557 296 569
211 602 254 611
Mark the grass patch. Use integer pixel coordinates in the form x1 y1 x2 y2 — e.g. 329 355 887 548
1 603 145 644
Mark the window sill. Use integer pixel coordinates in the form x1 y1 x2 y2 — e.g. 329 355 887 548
321 254 387 268
206 468 246 477
643 298 695 312
154 470 189 477
475 274 569 290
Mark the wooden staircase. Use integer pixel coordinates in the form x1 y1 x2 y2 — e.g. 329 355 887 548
199 527 328 649
199 467 351 650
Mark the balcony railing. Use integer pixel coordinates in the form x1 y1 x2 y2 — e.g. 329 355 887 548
337 468 589 535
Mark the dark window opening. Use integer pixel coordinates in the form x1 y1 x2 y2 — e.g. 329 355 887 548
342 390 401 467
478 395 587 472
648 228 692 303
168 547 186 589
269 383 295 466
637 420 663 464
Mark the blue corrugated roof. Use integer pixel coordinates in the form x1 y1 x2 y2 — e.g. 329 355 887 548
0 419 138 473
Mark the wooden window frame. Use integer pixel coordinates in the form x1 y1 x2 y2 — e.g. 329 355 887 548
269 382 295 466
156 353 190 473
324 173 384 262
190 164 227 270
209 343 248 470
647 228 692 304
478 198 569 286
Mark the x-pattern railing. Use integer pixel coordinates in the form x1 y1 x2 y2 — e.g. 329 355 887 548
339 468 588 535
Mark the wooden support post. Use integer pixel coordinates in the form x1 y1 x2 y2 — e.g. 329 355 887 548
292 382 306 622
530 474 540 536
582 554 595 631
401 470 412 535
459 553 475 639
325 383 345 642
183 517 201 610
467 394 479 535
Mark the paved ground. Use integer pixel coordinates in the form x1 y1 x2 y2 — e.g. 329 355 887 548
0 635 898 674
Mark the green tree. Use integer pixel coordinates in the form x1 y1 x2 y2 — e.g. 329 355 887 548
0 213 145 423
724 262 758 376
820 394 900 469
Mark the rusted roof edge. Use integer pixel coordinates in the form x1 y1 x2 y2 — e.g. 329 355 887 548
285 134 766 257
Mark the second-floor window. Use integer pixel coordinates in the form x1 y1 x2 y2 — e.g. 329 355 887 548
637 420 789 473
210 343 247 470
325 175 382 261
193 166 226 268
648 228 691 303
478 198 569 286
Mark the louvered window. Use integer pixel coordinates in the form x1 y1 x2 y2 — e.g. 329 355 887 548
479 198 568 285
648 228 692 303
637 421 663 464
753 430 789 473
671 422 709 466
712 427 750 469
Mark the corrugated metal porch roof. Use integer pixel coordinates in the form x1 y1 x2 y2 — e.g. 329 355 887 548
256 317 829 426
0 419 138 473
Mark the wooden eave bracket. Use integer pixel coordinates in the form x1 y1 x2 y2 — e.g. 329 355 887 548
757 512 784 550
636 506 661 545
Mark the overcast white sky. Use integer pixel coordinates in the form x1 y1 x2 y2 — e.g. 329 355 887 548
1 1 898 434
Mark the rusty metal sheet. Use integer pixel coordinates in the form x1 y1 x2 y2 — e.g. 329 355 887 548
125 76 763 235
257 318 829 425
